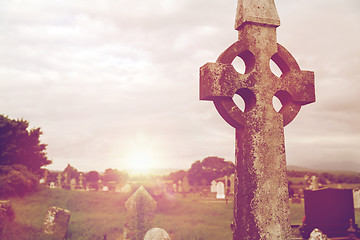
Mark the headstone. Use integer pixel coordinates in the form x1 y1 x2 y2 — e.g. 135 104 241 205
308 229 329 240
124 186 157 240
353 188 360 209
300 188 359 238
210 181 217 193
182 176 190 193
50 182 55 189
144 228 171 240
44 206 71 240
0 200 15 231
63 172 69 187
177 180 182 193
57 173 62 188
79 173 84 189
216 182 225 199
199 0 315 239
309 175 320 190
70 178 76 190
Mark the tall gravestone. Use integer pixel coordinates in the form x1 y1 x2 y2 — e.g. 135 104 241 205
200 0 315 239
57 173 62 188
211 180 217 193
216 182 225 199
124 186 157 240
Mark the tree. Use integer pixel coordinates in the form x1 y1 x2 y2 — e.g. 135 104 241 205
187 160 203 185
165 170 186 183
86 170 100 190
0 115 51 172
0 164 38 197
102 168 127 184
86 170 100 183
187 157 235 185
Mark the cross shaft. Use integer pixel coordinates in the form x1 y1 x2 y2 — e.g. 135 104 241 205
199 1 315 239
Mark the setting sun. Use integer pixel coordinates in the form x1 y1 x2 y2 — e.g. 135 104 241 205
126 150 155 174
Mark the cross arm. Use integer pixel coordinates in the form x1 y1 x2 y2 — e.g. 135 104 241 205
199 62 244 101
280 70 315 105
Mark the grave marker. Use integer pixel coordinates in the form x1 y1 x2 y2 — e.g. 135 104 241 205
44 206 70 240
79 173 84 189
144 228 171 240
0 200 15 232
199 0 315 239
354 188 360 209
216 182 225 199
182 176 190 193
70 178 76 190
211 180 217 193
57 173 62 188
124 186 157 240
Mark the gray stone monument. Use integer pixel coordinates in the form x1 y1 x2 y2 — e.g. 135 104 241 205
211 180 217 193
43 206 70 240
0 200 15 232
124 186 157 240
182 176 190 193
354 188 360 209
57 173 62 188
70 178 76 190
79 173 84 189
216 182 225 199
308 229 329 240
144 228 171 240
199 0 315 239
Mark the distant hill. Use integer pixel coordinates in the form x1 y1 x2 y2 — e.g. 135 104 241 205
306 161 360 173
288 160 360 174
287 165 313 172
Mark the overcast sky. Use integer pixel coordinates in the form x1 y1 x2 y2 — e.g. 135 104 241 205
0 0 359 172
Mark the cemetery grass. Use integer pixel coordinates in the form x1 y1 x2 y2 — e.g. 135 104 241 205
3 187 358 240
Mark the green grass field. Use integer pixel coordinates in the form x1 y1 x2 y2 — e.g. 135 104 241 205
3 186 356 240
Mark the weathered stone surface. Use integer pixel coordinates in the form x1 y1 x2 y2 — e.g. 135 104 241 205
308 229 329 240
124 186 157 240
216 182 225 199
0 200 15 230
235 0 280 30
199 0 315 239
44 206 70 240
144 228 171 240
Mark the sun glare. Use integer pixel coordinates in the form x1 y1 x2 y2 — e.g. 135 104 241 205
127 150 155 175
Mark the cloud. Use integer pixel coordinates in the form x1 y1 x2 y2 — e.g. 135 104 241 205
0 0 359 172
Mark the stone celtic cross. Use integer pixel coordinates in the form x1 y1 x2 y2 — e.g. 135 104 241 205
200 0 315 239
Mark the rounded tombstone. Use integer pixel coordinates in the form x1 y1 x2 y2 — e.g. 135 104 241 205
144 228 170 240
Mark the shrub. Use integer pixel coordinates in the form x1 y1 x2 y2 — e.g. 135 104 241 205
0 164 38 198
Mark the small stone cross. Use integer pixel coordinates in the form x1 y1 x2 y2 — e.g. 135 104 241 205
200 0 315 239
57 173 61 188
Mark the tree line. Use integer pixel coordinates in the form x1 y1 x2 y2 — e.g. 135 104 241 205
287 170 360 184
164 156 235 186
0 115 51 197
47 164 128 190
